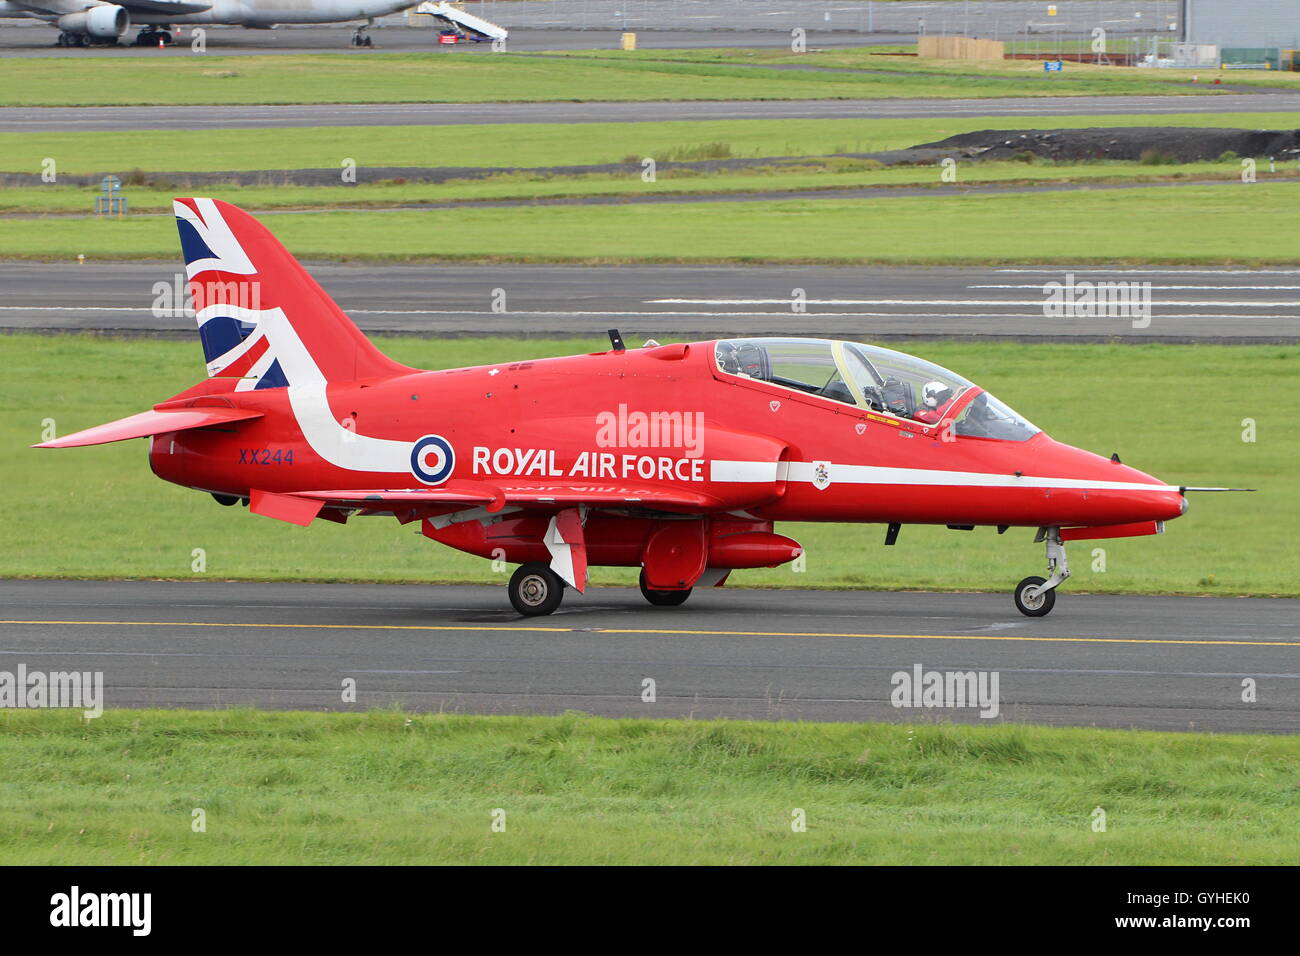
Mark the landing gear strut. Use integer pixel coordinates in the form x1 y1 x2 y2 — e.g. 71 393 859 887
351 21 373 47
1014 527 1069 617
509 562 564 617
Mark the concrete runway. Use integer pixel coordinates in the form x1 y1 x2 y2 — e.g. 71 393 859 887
8 91 1300 132
1 579 1294 732
4 260 1295 341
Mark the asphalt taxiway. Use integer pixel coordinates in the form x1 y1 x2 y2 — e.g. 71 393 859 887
1 579 1294 732
3 261 1295 342
7 91 1300 133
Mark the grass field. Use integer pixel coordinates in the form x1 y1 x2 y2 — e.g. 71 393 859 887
10 112 1300 175
0 709 1294 864
613 45 1300 90
0 50 1243 108
5 335 1292 595
3 181 1297 265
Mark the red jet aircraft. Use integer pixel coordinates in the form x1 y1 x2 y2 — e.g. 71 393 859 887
38 199 1214 617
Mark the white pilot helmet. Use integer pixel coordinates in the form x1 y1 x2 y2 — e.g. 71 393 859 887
922 381 953 408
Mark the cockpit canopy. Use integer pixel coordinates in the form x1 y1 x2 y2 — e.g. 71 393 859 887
714 337 1040 442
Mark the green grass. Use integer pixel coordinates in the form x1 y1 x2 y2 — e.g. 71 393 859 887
5 335 1294 595
613 44 1300 90
10 112 1300 175
0 709 1294 864
0 50 1249 108
4 182 1299 265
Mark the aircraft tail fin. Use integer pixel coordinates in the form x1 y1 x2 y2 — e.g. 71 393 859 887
173 198 411 390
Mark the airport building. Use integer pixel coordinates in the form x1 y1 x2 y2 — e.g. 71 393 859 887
1184 0 1300 48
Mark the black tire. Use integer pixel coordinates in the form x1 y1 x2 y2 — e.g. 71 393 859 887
509 562 564 617
1014 575 1056 617
639 569 692 607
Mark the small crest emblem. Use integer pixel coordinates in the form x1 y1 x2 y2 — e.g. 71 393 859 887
812 460 832 491
855 422 866 435
769 400 781 412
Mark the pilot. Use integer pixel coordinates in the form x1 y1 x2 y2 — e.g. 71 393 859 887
913 381 954 424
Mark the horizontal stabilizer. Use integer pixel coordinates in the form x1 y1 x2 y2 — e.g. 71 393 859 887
33 406 263 449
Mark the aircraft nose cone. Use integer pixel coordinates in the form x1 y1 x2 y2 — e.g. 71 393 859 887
1104 459 1185 522
1039 437 1184 524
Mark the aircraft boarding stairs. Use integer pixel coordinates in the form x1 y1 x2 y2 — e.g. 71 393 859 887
414 1 508 41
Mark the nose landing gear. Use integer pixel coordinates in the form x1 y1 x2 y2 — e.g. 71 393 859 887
1014 527 1070 617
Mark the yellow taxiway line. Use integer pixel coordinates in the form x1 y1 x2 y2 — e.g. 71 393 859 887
0 620 1295 647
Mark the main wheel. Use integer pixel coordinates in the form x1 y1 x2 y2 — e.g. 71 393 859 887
509 562 564 617
1014 575 1056 617
639 569 692 607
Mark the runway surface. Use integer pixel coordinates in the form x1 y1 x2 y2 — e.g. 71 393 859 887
4 261 1295 341
8 91 1298 132
1 579 1295 732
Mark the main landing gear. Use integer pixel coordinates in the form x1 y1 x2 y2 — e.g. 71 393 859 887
507 564 696 616
351 22 374 47
1014 527 1070 617
134 27 173 46
508 562 564 617
639 569 691 607
56 32 94 47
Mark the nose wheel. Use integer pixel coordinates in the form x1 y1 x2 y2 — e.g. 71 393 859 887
508 562 565 617
1013 575 1056 616
1014 527 1070 617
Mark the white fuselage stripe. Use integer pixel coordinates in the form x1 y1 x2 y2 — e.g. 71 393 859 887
711 460 1177 493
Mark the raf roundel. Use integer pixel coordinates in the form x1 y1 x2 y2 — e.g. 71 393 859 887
410 434 456 485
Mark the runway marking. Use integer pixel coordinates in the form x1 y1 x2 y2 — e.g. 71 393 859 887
969 285 1300 291
648 298 1300 307
1 620 1296 647
995 268 1300 275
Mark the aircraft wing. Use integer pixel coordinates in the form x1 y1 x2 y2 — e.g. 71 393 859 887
1 0 211 13
253 481 724 526
120 0 212 13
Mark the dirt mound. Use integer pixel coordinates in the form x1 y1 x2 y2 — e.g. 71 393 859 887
913 127 1300 163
